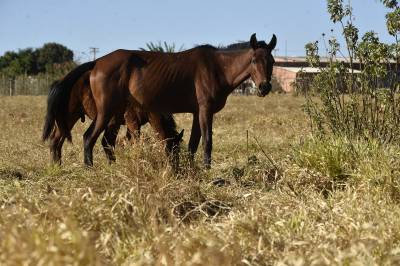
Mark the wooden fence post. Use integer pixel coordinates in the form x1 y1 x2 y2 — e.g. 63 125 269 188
9 78 13 96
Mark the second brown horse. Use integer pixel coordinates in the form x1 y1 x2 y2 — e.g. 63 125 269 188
43 67 183 166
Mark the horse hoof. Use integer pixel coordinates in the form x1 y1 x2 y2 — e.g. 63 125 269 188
84 159 94 168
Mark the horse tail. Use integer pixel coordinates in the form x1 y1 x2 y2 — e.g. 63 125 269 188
42 61 96 142
42 80 61 141
79 106 86 123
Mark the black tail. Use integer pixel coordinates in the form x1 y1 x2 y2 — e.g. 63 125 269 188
42 61 96 142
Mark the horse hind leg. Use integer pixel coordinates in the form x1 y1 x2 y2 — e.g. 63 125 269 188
83 114 112 167
55 137 66 164
101 122 120 163
50 127 63 164
51 114 80 165
124 109 142 144
83 119 96 166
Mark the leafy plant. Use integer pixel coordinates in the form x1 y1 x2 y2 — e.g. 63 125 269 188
304 0 400 144
140 41 184 52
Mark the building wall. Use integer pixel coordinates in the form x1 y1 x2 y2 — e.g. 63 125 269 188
273 67 297 92
273 57 399 93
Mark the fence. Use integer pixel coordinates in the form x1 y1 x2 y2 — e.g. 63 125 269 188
0 74 57 96
1 75 286 96
233 77 284 95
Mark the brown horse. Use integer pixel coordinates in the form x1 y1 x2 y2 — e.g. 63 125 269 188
43 68 183 166
49 33 276 167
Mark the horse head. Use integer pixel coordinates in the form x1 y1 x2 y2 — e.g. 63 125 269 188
249 33 277 97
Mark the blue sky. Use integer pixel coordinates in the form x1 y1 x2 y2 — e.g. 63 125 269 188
0 0 394 61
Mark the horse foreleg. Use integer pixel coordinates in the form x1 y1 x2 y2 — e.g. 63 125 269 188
188 114 201 161
199 107 213 169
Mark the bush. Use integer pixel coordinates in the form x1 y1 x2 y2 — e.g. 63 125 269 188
304 0 400 145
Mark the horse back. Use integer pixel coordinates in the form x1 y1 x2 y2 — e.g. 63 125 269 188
91 48 222 113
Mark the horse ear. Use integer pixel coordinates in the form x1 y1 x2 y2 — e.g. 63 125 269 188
267 34 277 50
250 33 258 50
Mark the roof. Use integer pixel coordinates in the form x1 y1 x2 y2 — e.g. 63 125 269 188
275 56 397 64
276 66 361 74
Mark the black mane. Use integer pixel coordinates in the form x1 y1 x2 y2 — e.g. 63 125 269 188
159 113 179 137
196 41 268 51
194 44 218 50
222 40 268 51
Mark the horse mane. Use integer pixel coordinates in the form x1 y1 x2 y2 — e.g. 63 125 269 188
194 44 218 50
194 40 268 51
221 41 268 51
159 113 179 138
147 40 267 56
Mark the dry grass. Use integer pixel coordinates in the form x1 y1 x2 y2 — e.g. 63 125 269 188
0 95 399 265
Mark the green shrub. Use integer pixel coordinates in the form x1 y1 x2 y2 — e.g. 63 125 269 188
304 0 400 145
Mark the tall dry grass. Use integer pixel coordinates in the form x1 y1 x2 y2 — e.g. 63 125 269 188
0 95 399 265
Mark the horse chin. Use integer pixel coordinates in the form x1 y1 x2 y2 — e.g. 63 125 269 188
257 83 271 97
257 91 267 97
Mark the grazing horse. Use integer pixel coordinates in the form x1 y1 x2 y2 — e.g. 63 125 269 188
49 33 276 167
42 68 183 166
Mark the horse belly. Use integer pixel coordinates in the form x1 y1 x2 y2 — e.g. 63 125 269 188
151 84 197 113
129 79 197 113
150 97 196 113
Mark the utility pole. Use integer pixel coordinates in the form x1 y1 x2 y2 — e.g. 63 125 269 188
89 47 99 60
285 40 287 60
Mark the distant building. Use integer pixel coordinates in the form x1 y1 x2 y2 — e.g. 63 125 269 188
272 56 397 93
274 66 361 93
233 56 397 94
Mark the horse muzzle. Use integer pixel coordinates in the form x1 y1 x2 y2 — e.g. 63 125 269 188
257 82 272 97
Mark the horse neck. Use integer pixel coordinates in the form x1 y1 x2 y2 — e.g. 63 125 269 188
216 49 253 91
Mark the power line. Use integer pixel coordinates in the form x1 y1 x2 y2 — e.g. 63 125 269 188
89 47 99 60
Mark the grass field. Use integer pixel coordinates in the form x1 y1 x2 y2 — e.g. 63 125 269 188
0 94 399 265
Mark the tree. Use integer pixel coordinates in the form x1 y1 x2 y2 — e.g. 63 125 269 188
36 43 74 72
0 49 37 76
0 43 74 77
17 48 37 74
